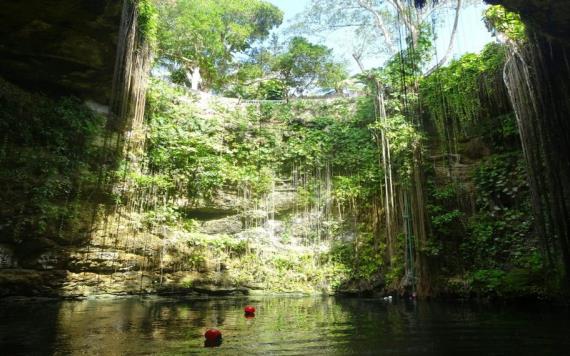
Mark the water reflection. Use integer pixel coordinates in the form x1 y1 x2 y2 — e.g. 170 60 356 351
0 296 569 355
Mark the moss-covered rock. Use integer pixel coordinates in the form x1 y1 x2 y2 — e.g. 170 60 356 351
0 1 122 102
487 0 570 41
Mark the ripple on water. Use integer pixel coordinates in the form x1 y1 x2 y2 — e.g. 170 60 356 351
0 296 569 355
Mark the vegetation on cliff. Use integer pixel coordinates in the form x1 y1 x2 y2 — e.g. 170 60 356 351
420 40 546 297
1 1 566 300
0 78 108 245
115 79 409 293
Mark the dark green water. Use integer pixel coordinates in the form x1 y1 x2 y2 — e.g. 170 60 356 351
0 296 569 355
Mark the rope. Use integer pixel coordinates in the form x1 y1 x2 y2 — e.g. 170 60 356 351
430 12 455 176
398 0 420 293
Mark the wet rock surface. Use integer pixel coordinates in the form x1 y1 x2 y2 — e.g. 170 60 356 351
0 1 122 102
0 182 332 298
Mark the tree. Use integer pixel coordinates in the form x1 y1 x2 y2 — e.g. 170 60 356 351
273 37 348 98
294 0 467 73
155 0 283 90
225 37 348 99
225 46 278 98
321 62 351 94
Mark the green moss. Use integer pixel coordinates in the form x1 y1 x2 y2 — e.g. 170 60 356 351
163 232 351 293
136 0 158 47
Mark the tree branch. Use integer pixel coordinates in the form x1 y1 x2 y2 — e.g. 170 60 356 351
421 3 456 23
356 0 397 54
386 0 417 38
242 74 280 86
352 53 367 73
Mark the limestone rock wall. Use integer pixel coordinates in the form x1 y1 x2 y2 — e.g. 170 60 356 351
0 1 123 103
0 177 340 297
0 1 157 298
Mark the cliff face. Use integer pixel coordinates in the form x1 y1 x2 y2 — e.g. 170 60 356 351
0 82 366 298
0 0 154 298
0 0 150 132
487 0 570 289
1 0 355 298
416 43 546 299
0 1 122 103
0 181 303 297
488 0 570 42
1 0 569 299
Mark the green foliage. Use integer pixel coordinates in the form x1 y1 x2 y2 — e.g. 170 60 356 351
179 233 248 271
188 233 248 256
426 151 543 297
384 253 405 289
428 184 464 235
0 77 106 242
224 47 282 99
258 79 286 100
330 232 383 283
354 233 384 281
273 37 348 96
156 0 283 89
136 0 158 46
143 205 181 228
380 26 434 89
484 5 526 43
141 34 539 297
177 231 351 293
420 42 507 141
138 78 404 292
422 134 540 297
368 113 422 186
464 152 534 268
470 269 506 294
320 62 349 92
279 105 382 205
431 209 463 232
143 80 279 201
472 153 528 211
467 266 544 297
142 80 381 219
424 180 466 260
418 39 549 298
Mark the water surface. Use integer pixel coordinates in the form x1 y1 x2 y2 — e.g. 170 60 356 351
1 296 569 355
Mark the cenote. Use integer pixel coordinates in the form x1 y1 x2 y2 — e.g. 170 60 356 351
1 0 570 354
1 296 569 355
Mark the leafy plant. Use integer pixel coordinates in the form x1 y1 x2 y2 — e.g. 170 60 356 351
0 77 106 242
155 0 283 90
484 5 526 44
420 43 507 143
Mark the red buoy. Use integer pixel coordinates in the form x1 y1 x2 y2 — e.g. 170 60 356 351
244 306 256 314
205 329 222 342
